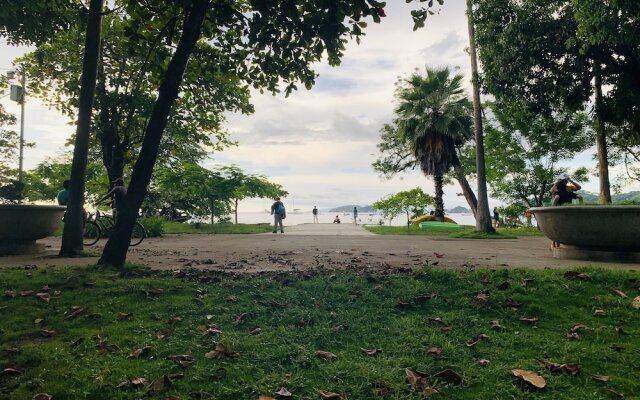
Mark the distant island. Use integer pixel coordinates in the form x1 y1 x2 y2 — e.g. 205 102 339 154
579 190 640 204
446 206 471 214
329 205 376 213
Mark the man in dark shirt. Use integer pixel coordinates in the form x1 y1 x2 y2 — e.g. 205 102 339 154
97 178 127 222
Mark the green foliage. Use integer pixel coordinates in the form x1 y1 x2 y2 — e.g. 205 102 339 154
373 187 434 226
163 221 273 234
482 102 591 207
2 266 638 398
0 101 19 185
139 216 165 237
0 180 24 204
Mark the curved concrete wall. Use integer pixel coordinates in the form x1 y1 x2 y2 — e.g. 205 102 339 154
0 204 66 242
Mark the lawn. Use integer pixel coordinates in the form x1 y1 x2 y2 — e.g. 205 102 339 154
365 225 543 239
0 265 638 399
163 221 273 235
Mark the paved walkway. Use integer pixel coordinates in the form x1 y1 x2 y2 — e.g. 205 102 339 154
265 223 376 236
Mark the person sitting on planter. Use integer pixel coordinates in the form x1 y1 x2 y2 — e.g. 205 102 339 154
551 173 583 206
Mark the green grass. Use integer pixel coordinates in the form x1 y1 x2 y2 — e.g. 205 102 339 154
163 221 273 234
1 265 638 399
365 225 543 239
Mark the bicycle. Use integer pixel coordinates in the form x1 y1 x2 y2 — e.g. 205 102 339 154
83 209 146 247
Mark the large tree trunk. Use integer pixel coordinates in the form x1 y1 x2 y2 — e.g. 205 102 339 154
594 65 612 204
452 163 478 218
433 174 445 222
60 0 104 256
98 0 210 268
466 0 494 233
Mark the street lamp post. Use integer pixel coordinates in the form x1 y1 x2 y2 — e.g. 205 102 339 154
8 65 26 183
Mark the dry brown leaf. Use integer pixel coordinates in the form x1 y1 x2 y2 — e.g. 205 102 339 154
511 369 546 389
20 290 34 296
129 345 151 359
232 312 247 326
318 390 341 399
505 297 523 308
590 374 609 382
168 354 194 367
473 291 490 305
564 271 589 280
146 288 164 295
606 388 625 398
156 329 172 340
40 329 56 337
538 360 579 375
478 359 490 365
466 334 489 347
594 309 606 317
405 368 439 396
34 318 43 325
632 296 640 309
360 348 380 357
434 369 463 385
36 292 51 303
1 368 21 376
64 306 87 321
203 324 223 336
425 346 442 355
490 320 505 330
147 375 170 394
610 288 627 298
519 316 539 325
32 394 53 400
496 281 510 290
204 343 239 359
316 351 337 360
131 377 148 386
117 312 133 320
250 327 262 335
570 324 588 333
4 290 16 298
167 315 182 324
275 387 292 397
258 396 275 400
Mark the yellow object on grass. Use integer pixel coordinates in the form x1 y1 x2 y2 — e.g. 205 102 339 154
412 215 457 224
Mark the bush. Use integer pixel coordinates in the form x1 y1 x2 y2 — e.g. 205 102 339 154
140 216 165 237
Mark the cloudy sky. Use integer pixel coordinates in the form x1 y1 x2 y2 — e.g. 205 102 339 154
1 2 636 212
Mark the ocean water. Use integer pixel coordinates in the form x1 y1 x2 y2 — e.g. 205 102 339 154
232 211 478 227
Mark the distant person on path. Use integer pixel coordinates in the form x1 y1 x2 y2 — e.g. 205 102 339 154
312 206 319 223
352 206 358 225
524 208 533 226
57 180 70 206
270 197 286 233
96 178 127 222
551 173 583 206
333 215 341 223
492 207 500 228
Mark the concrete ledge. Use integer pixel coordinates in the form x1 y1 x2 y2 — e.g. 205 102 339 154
553 246 640 264
0 242 45 256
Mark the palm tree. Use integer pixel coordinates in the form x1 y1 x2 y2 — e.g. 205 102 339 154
394 67 474 221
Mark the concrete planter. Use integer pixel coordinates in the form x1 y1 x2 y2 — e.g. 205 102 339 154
531 206 640 262
0 204 66 255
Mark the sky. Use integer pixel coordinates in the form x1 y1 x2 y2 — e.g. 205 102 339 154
1 2 638 212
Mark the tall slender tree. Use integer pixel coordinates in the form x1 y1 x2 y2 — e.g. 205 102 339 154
393 67 474 221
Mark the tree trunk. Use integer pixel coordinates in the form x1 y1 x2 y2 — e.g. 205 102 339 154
433 174 445 222
594 65 612 204
98 0 211 268
60 0 104 256
234 198 238 224
466 0 494 233
452 163 478 218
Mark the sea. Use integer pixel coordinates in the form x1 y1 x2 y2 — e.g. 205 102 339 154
231 211 478 227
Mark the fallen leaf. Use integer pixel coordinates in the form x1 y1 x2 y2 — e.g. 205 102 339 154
609 288 627 298
147 375 170 394
505 298 522 308
496 281 510 290
594 309 606 317
511 369 546 389
69 337 84 347
519 316 539 325
258 396 275 400
34 318 43 324
146 288 164 295
538 360 579 375
40 329 56 337
250 327 262 335
156 329 172 340
1 368 21 376
205 344 239 359
434 369 463 385
425 346 442 355
20 290 33 296
360 348 380 357
318 390 342 399
203 324 223 336
609 345 625 352
632 296 640 309
117 312 133 320
522 278 535 286
478 359 490 365
405 368 439 396
275 387 292 397
167 315 182 324
4 290 16 298
232 312 247 326
227 295 239 302
466 334 489 347
316 351 337 360
129 345 151 359
489 320 505 330
570 324 588 333
473 291 490 304
35 292 51 303
564 271 589 280
333 324 348 332
64 306 87 321
566 332 581 340
169 373 184 381
428 317 447 325
131 377 148 386
590 374 609 382
32 394 52 400
606 388 625 398
433 252 444 258
169 354 194 367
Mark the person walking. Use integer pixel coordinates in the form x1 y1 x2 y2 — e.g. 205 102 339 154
312 206 319 223
352 206 358 225
270 197 286 233
492 207 500 228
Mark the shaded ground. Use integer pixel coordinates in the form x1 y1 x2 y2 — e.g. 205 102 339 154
2 223 639 271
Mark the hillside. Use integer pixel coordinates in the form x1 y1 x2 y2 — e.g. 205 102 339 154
329 205 376 213
579 191 640 204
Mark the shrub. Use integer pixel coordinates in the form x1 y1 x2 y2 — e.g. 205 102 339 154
140 216 165 237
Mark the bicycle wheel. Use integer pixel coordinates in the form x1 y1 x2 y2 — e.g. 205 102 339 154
99 216 115 238
130 221 146 246
83 221 101 246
